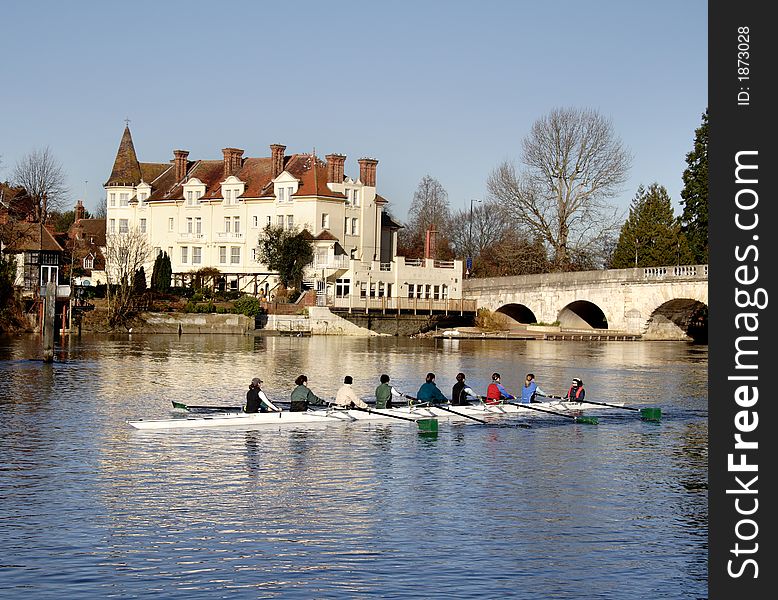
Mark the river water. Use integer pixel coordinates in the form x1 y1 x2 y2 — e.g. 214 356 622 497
0 334 708 599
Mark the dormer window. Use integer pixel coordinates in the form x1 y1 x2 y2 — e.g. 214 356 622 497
221 176 245 205
83 255 94 270
225 189 232 203
183 178 206 206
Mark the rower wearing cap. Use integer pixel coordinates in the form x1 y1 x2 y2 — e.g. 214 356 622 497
564 377 586 402
245 377 281 413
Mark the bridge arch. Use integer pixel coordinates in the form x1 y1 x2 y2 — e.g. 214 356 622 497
495 303 537 324
644 298 708 342
558 300 608 329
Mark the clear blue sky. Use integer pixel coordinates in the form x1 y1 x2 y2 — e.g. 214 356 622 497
1 0 707 222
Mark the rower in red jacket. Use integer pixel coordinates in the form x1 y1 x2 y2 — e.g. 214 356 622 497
485 373 515 405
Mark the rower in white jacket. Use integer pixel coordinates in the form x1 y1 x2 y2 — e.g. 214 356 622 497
335 376 369 409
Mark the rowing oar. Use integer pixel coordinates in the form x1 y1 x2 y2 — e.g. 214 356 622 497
503 400 598 425
547 395 661 422
172 401 244 412
405 395 488 424
350 405 439 431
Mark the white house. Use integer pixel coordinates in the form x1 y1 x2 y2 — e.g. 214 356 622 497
104 126 463 305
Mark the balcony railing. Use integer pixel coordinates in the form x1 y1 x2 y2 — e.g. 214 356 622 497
330 296 476 314
178 232 205 241
311 255 351 270
215 232 244 241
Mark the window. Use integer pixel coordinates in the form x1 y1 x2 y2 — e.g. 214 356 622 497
433 285 440 300
344 217 349 234
187 190 193 204
224 217 231 233
287 186 294 200
119 219 128 233
345 190 351 207
219 246 227 264
336 278 350 298
266 216 272 227
195 217 202 234
286 215 293 230
251 248 257 261
277 215 284 227
109 219 115 233
230 247 240 264
119 193 129 206
138 192 147 202
109 193 116 207
278 187 286 203
351 218 358 236
139 218 147 233
168 217 174 231
321 213 329 229
187 217 193 233
233 217 240 234
252 215 258 228
192 247 202 265
168 246 173 258
181 246 188 263
83 255 94 270
353 189 360 207
225 189 232 203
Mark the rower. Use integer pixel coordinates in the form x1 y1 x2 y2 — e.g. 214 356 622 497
451 373 477 406
415 372 448 405
485 373 515 405
335 375 369 409
290 374 327 412
563 377 586 402
375 374 405 409
245 377 281 413
520 373 547 404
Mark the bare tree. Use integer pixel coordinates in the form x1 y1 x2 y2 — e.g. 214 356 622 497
398 175 452 258
487 107 631 270
94 196 108 220
104 228 152 328
447 200 509 260
12 147 69 222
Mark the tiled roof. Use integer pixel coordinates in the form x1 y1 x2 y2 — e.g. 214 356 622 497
140 162 170 184
105 126 143 186
0 221 65 252
315 230 339 241
70 218 107 246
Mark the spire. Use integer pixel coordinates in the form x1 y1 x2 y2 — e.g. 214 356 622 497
104 125 142 186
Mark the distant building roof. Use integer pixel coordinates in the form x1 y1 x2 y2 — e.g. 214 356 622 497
0 221 65 252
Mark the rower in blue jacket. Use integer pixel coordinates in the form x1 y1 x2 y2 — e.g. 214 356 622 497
520 373 547 404
415 372 448 405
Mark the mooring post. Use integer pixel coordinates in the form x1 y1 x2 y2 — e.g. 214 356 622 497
43 282 56 363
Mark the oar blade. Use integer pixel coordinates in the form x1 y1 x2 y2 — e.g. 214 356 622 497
640 407 662 422
417 418 439 433
574 416 599 425
171 401 187 410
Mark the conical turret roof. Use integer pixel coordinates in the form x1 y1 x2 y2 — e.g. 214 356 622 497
105 126 142 186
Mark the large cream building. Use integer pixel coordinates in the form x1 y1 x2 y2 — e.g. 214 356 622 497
104 126 463 305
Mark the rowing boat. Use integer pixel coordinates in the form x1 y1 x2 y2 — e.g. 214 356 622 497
127 399 620 430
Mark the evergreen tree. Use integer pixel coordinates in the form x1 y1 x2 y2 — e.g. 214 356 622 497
133 266 147 294
150 251 162 291
159 252 172 292
679 109 708 264
610 183 693 268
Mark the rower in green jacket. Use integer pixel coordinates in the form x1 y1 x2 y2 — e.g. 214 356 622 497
375 374 405 409
290 374 326 412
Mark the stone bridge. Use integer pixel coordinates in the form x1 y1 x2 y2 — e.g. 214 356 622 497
463 265 708 341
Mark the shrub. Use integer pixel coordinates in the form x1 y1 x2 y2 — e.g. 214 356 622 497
475 308 510 331
232 295 264 317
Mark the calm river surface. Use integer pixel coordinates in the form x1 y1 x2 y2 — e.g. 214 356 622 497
0 334 708 599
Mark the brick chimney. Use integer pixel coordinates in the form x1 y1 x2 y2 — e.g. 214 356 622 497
424 225 437 260
325 154 346 184
75 200 86 222
358 158 378 187
222 147 244 178
270 144 286 179
173 150 189 182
